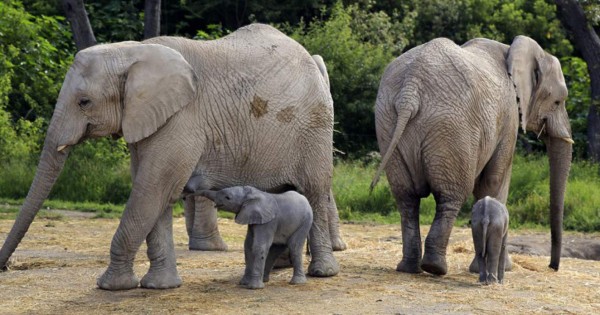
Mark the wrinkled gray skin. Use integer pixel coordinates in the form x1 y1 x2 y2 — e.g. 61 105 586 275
471 196 509 284
372 36 572 276
0 24 340 290
184 53 345 255
197 186 312 289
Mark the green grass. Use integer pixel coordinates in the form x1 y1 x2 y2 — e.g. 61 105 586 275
1 154 599 232
0 198 185 219
333 155 600 231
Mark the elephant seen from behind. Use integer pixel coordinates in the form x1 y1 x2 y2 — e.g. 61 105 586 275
0 24 340 290
471 196 509 284
196 186 312 289
372 35 572 276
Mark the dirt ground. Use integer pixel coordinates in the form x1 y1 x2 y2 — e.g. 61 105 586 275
1 213 599 315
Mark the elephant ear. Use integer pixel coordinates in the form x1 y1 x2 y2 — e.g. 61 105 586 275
506 35 546 132
312 55 330 89
235 187 277 225
122 44 198 143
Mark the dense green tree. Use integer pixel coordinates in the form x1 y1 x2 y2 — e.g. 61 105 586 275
0 0 74 121
289 2 414 155
556 0 600 161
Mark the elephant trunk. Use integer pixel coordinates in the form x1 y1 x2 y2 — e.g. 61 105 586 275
197 190 217 201
0 120 70 270
545 136 572 271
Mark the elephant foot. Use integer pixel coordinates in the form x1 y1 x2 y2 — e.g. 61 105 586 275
421 252 447 276
97 267 139 291
468 257 478 273
308 252 339 277
140 267 182 289
188 235 228 251
331 236 347 251
240 276 264 289
396 258 423 274
290 274 307 285
244 281 265 290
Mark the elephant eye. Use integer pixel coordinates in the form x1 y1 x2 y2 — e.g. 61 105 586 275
78 97 91 108
225 196 230 200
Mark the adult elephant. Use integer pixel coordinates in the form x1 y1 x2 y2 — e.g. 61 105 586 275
0 24 340 290
371 36 572 276
183 53 346 254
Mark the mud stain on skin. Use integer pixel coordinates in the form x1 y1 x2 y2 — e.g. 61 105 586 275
250 95 269 118
276 106 296 123
308 103 332 128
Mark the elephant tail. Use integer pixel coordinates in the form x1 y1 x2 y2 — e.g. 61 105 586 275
481 218 490 258
370 108 414 193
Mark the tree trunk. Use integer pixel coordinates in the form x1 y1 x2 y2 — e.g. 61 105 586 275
144 0 161 39
555 0 600 161
61 0 97 51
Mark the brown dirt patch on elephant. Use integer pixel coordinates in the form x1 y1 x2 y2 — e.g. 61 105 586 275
1 215 599 314
249 95 269 118
276 106 296 123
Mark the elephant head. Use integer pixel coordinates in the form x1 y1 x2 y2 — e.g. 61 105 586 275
198 186 276 225
507 36 573 270
0 41 198 270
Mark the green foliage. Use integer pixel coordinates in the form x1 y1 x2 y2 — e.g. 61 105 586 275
333 155 600 231
0 104 45 198
399 0 572 56
51 138 132 204
288 1 413 155
86 0 144 42
562 57 592 159
0 0 74 121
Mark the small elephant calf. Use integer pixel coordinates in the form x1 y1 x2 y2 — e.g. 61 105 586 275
471 196 509 284
196 186 312 289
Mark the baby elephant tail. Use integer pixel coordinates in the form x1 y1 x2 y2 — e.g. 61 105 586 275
481 218 490 258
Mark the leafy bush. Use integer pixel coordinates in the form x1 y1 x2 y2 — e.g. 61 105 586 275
287 1 413 156
0 0 74 121
50 138 131 204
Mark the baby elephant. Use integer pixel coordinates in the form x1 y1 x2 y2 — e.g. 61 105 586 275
471 196 509 284
196 186 312 289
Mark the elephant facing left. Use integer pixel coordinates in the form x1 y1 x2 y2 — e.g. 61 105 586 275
0 24 340 290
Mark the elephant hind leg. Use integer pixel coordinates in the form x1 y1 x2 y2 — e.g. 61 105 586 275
305 191 339 277
421 198 463 276
396 198 423 274
187 196 228 251
327 190 347 251
263 244 287 282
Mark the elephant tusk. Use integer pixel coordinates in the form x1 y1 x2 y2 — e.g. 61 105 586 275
561 137 575 144
537 123 546 140
57 145 69 152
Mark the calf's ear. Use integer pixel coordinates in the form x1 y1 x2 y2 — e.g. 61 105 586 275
235 187 276 225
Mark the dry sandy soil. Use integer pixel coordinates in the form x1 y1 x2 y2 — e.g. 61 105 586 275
0 213 599 314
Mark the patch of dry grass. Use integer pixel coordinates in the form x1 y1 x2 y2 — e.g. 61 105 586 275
0 216 599 314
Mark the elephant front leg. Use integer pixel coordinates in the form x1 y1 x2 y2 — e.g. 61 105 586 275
307 193 339 277
140 205 182 289
396 199 423 274
97 198 165 290
239 229 254 286
421 200 461 276
242 239 269 290
187 196 228 251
